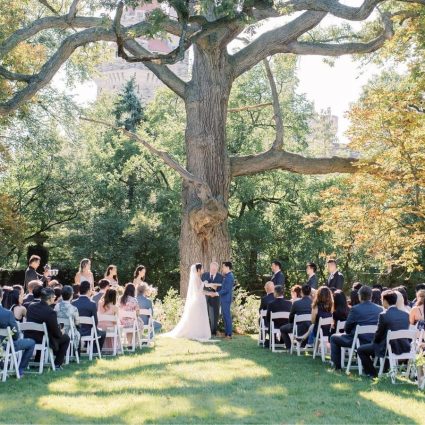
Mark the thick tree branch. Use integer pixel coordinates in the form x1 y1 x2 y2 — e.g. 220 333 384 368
0 66 32 82
231 150 358 177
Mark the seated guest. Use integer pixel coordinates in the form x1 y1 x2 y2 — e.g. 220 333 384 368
72 284 80 300
410 289 425 328
352 282 363 291
98 288 119 351
411 283 425 307
306 262 318 289
371 288 382 306
24 283 43 309
395 290 410 314
92 279 110 307
26 288 70 369
259 281 275 312
270 260 285 289
330 286 383 370
47 279 60 288
395 286 411 313
0 287 35 377
331 290 349 334
136 283 162 336
280 284 312 350
290 285 302 302
309 286 333 345
72 281 106 351
9 286 27 322
119 283 140 328
52 286 62 307
349 289 360 307
357 290 411 378
23 280 42 307
55 285 80 353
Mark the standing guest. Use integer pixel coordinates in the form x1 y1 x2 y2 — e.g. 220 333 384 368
23 280 42 307
331 290 349 334
98 288 119 351
55 285 80 352
24 255 49 291
330 286 383 371
133 265 147 286
92 279 110 307
215 262 234 339
72 281 106 351
0 287 35 377
104 265 119 288
290 285 302 302
270 261 285 289
259 281 275 312
309 286 333 346
201 262 223 337
326 259 344 290
371 288 382 306
75 258 95 290
26 288 70 369
349 290 360 307
119 283 140 328
306 262 318 289
136 284 162 336
9 286 27 322
72 284 80 300
357 290 411 378
280 284 313 350
410 289 425 328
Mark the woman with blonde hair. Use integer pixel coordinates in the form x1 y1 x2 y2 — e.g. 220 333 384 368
75 258 94 290
410 289 425 328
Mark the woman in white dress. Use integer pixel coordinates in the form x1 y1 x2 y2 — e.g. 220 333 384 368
165 264 211 341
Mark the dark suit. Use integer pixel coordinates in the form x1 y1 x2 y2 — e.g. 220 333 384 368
271 271 285 288
306 274 318 289
327 271 344 290
23 294 35 308
280 296 312 349
24 267 46 291
72 295 106 350
25 300 70 366
330 301 383 369
217 272 234 337
357 306 411 376
265 298 292 347
201 271 223 336
259 293 275 312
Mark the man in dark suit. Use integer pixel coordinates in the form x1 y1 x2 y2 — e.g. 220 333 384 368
265 285 292 348
25 288 70 369
280 284 312 350
72 281 106 350
330 286 383 370
326 259 344 290
357 290 411 378
201 262 223 337
306 262 318 289
213 261 234 339
91 279 110 307
270 260 285 290
23 280 43 308
24 255 48 291
259 281 275 312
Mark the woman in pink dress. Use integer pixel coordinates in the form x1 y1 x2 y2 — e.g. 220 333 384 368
98 288 119 351
119 283 140 327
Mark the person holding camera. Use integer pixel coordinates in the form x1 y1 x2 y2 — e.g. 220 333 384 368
24 255 50 291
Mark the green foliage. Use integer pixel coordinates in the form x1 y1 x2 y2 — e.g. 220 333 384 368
231 285 260 334
154 287 184 331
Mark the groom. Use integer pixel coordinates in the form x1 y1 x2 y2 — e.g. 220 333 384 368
214 261 234 340
201 262 223 337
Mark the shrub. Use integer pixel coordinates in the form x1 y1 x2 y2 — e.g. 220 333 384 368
153 287 184 332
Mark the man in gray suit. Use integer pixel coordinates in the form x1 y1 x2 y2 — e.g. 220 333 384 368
91 279 110 307
136 284 162 336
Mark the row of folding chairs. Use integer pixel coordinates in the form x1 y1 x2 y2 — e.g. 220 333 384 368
260 310 422 385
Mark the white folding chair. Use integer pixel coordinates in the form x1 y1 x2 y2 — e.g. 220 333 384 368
19 322 55 373
0 327 21 381
79 316 102 360
270 312 290 352
119 310 141 352
139 309 154 347
290 314 312 356
258 310 268 346
335 320 346 335
57 317 80 364
378 329 417 384
313 316 334 362
98 314 123 356
343 324 378 375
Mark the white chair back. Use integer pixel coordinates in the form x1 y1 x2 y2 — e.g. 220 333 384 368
335 320 346 334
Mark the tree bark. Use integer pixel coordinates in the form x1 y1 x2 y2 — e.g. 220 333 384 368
179 44 232 296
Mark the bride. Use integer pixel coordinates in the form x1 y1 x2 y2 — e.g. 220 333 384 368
165 263 211 340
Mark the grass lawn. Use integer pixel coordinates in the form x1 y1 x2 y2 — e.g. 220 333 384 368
1 335 424 424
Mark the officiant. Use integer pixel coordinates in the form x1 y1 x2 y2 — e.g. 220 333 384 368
201 262 223 337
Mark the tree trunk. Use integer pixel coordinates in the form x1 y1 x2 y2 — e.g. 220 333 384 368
178 45 232 296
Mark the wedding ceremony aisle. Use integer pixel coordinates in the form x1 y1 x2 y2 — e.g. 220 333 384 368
1 336 425 424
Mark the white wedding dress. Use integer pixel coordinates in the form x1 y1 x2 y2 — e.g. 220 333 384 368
165 265 211 341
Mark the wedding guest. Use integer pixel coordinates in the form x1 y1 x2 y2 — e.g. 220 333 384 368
72 284 80 300
0 287 35 377
270 260 285 289
411 283 425 306
24 255 49 290
331 290 349 334
133 265 146 286
410 289 425 327
280 284 312 350
55 285 80 352
326 259 344 290
352 282 363 291
395 290 410 314
119 283 140 328
265 285 291 348
349 289 360 307
136 284 162 336
23 280 42 307
105 265 119 288
26 288 70 369
371 288 382 306
98 288 119 351
72 281 106 351
53 286 62 307
290 285 302 302
309 286 333 346
9 286 27 322
357 290 411 378
75 258 95 290
306 262 318 289
395 286 411 312
47 279 60 288
259 281 275 312
330 286 383 371
92 279 110 307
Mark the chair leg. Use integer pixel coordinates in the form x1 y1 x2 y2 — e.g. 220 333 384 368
378 357 385 376
39 349 44 374
346 348 354 375
313 335 319 359
89 340 93 361
95 337 102 359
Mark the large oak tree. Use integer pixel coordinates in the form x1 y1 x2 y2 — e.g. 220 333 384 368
1 0 424 293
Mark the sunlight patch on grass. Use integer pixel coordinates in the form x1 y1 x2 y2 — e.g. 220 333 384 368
257 386 288 396
331 382 351 391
